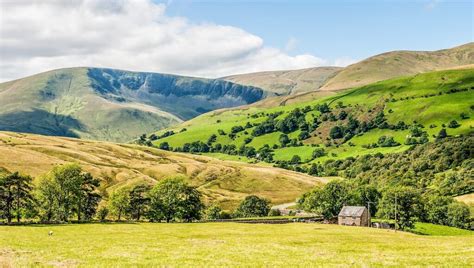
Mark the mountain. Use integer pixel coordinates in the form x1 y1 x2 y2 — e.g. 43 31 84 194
223 67 342 95
151 68 474 169
0 67 269 142
320 42 474 91
0 131 327 209
223 43 474 108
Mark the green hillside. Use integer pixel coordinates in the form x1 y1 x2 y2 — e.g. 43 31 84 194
320 42 474 91
152 68 474 169
0 68 269 142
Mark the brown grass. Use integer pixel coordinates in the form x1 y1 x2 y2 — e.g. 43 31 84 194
0 131 328 209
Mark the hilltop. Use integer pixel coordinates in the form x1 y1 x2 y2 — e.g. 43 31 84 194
0 131 327 209
0 68 269 142
320 42 474 91
223 67 342 95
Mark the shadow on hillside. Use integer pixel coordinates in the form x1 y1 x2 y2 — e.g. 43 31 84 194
0 109 85 138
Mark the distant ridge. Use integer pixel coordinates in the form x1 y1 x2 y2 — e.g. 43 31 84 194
0 67 270 142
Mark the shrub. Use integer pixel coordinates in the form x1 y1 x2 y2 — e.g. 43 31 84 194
312 148 326 159
234 195 270 218
268 209 281 217
447 202 471 229
205 204 222 220
329 126 344 139
448 120 460 128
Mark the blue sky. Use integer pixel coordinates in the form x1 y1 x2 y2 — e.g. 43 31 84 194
1 0 472 81
160 0 473 63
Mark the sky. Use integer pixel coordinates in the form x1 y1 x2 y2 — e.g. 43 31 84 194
0 0 472 82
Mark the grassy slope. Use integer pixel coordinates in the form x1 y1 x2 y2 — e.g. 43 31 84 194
0 67 270 143
223 66 342 95
0 131 329 209
320 42 474 91
154 68 474 163
0 68 182 142
1 223 472 266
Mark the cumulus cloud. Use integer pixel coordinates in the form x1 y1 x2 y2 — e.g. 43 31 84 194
0 0 326 81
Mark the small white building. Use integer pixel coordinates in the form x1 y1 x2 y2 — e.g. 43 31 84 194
338 206 370 226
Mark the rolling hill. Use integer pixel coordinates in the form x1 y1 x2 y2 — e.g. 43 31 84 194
223 67 342 95
320 42 474 91
0 67 269 142
151 68 474 167
0 131 328 209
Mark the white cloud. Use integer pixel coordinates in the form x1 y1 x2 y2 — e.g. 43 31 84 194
333 57 357 67
0 0 326 81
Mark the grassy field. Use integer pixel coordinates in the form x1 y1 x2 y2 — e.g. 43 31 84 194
154 68 474 163
0 131 330 209
0 223 472 266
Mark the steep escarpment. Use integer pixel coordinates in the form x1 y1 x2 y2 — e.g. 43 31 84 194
0 67 270 142
88 68 268 119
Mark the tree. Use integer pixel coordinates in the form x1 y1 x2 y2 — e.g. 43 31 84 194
97 206 109 222
108 188 130 221
298 131 310 141
0 172 34 223
447 202 470 229
436 128 447 140
204 204 222 220
148 177 203 222
300 180 352 219
36 175 59 222
77 172 101 221
290 155 301 164
234 195 270 218
279 134 290 147
329 126 344 139
312 148 326 159
159 142 170 150
424 195 452 225
127 184 150 221
448 120 460 128
377 186 422 230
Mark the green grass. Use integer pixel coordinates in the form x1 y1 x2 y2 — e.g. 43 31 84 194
154 69 474 165
1 223 472 266
411 222 474 236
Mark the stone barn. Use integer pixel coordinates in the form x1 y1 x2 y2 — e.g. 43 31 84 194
338 206 370 226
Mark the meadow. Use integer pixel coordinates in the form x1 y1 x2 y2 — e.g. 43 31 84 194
0 222 472 267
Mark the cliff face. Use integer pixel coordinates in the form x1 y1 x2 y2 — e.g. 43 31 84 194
0 67 269 142
88 68 268 119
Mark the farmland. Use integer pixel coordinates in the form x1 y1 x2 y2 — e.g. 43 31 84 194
1 223 472 267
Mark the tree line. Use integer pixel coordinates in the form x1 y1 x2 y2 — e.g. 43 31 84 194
0 164 273 224
298 176 472 230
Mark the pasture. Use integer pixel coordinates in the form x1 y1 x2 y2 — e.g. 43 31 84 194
1 223 472 266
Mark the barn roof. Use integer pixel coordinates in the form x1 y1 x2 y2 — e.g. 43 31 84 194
338 206 366 217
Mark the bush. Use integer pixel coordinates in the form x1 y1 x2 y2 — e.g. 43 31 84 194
447 202 471 229
312 148 326 159
448 120 460 128
234 195 270 218
290 155 301 164
205 204 222 220
268 209 281 217
97 207 109 222
329 126 344 139
159 142 170 150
